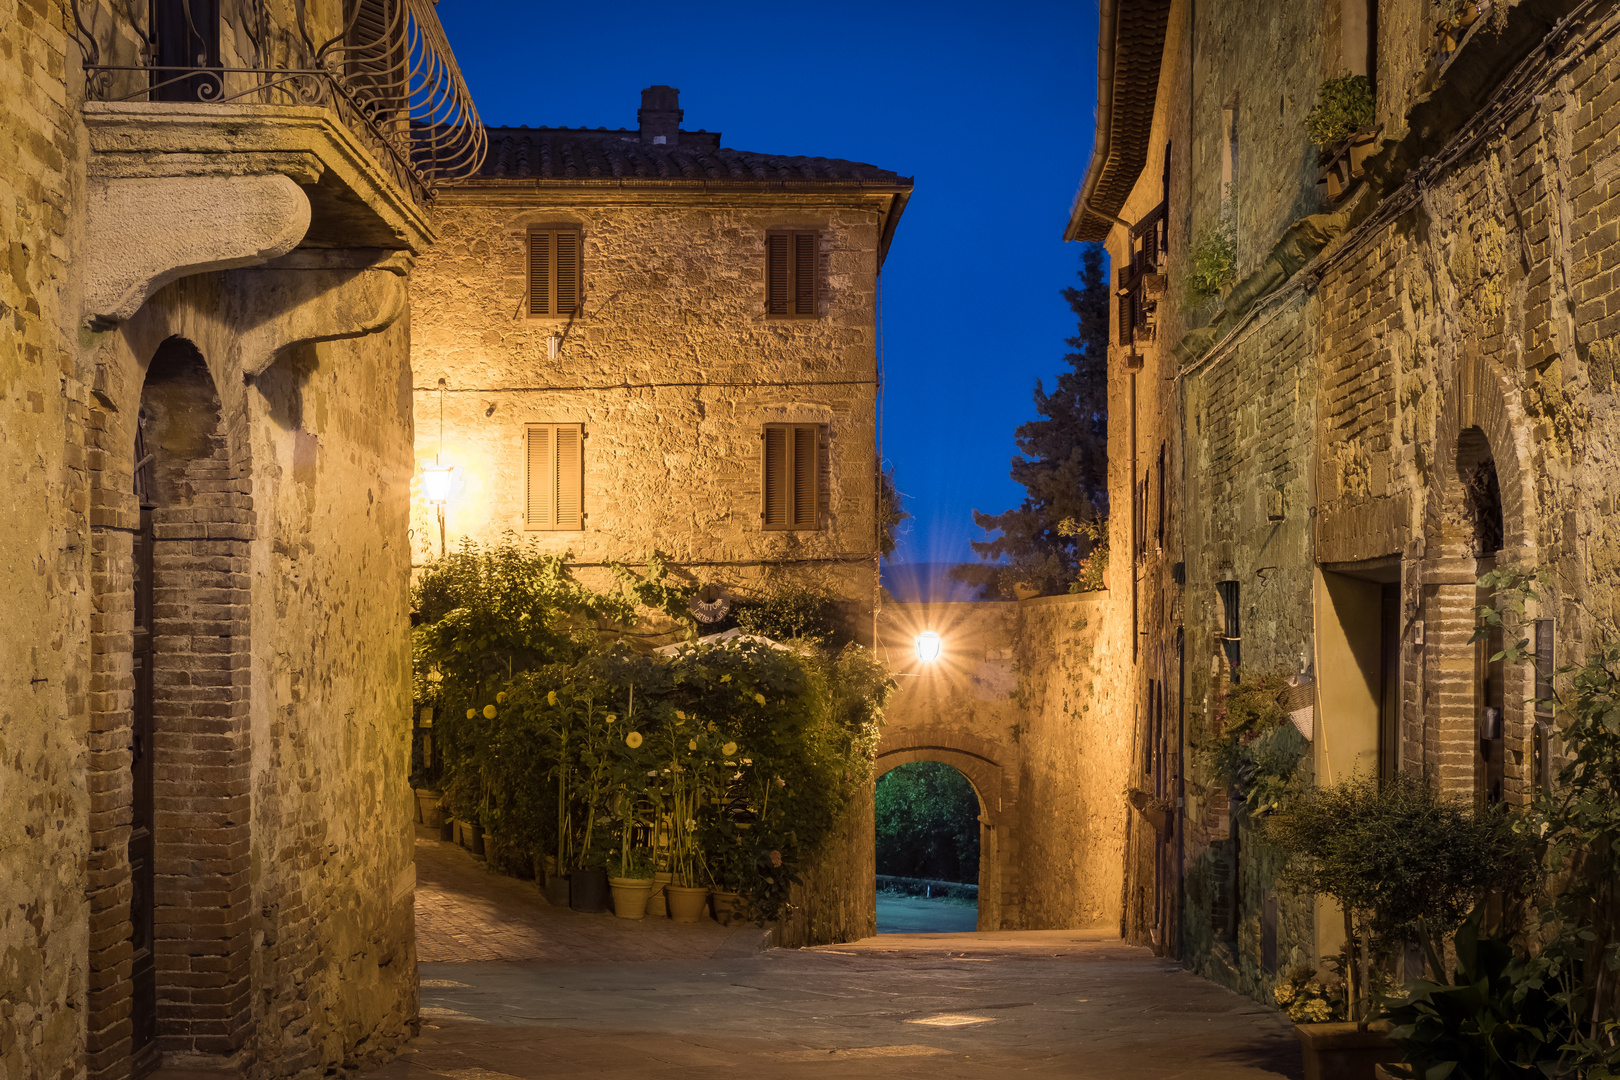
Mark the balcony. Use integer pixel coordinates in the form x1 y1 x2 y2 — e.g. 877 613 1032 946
69 0 485 210
1115 200 1167 367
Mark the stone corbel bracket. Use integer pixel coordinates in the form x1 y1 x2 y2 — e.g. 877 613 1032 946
229 249 413 376
84 166 319 328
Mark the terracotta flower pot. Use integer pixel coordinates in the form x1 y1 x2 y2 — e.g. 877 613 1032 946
646 872 673 918
665 884 710 924
1295 1022 1400 1080
710 890 741 926
415 789 446 828
609 877 654 920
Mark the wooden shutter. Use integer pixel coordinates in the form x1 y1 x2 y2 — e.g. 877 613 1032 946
555 232 580 315
527 229 581 317
793 233 816 315
762 424 820 531
762 426 788 527
766 234 790 315
766 232 817 317
528 232 551 315
525 423 583 531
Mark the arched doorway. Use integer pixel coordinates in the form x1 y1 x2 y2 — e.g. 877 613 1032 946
126 336 253 1066
874 761 982 933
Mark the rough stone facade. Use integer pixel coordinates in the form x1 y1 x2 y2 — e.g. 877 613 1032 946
874 594 1128 933
1073 0 1620 1004
411 91 912 636
1 1 480 1076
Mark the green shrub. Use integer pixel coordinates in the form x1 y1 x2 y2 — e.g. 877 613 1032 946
1305 75 1376 148
1199 671 1308 818
1187 219 1238 303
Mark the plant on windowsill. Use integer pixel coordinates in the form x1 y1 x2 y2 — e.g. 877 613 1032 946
1307 75 1380 203
1266 774 1536 1080
1186 218 1238 306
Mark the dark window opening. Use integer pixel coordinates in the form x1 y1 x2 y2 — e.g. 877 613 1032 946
150 0 221 102
1216 580 1241 676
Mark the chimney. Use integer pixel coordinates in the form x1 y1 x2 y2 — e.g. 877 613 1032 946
638 85 683 146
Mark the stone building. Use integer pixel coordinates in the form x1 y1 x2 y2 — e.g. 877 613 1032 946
1071 0 1620 998
410 86 912 640
1 1 483 1077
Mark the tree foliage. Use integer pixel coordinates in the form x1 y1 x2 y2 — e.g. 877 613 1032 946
875 762 982 884
953 244 1109 599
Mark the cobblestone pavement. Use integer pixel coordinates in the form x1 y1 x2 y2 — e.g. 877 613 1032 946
413 825 768 963
403 841 1302 1079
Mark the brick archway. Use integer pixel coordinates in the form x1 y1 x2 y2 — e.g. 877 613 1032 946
875 730 1018 931
87 331 255 1076
1420 347 1538 803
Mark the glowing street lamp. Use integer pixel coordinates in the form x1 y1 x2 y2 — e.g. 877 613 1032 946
421 463 454 504
915 631 942 663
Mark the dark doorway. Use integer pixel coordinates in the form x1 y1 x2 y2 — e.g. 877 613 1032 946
874 762 981 933
150 0 221 101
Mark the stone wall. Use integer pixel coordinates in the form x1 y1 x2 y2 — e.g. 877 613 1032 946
408 192 889 622
2 2 433 1076
874 593 1126 932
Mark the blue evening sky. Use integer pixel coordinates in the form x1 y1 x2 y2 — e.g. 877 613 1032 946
437 1 1100 566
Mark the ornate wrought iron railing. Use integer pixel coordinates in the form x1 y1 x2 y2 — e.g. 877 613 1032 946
68 0 486 200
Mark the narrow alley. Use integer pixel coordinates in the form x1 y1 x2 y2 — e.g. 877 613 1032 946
388 828 1301 1079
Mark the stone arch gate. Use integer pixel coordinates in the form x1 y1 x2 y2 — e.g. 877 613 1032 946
872 594 1129 934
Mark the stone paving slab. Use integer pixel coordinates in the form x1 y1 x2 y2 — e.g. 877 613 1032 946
383 943 1304 1079
413 825 770 964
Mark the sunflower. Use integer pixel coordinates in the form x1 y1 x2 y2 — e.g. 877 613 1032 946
722 742 738 756
626 731 643 749
483 705 497 719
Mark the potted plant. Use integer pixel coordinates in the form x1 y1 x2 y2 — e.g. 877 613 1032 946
608 844 656 920
1268 774 1534 1080
1307 75 1379 201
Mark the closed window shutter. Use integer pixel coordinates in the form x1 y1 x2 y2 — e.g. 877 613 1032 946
763 426 788 527
793 233 816 315
525 424 554 526
767 234 790 315
555 232 579 315
554 424 582 529
525 423 584 531
528 232 551 315
762 424 820 531
791 425 817 527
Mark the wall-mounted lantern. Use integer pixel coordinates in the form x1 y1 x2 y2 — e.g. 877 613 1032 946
422 463 454 504
915 631 942 663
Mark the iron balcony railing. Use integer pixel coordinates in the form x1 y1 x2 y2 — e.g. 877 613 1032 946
1115 199 1168 355
69 0 486 200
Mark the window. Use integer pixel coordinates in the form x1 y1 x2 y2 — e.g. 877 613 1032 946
524 423 583 531
1221 100 1238 210
527 229 582 317
762 424 819 530
1216 580 1241 675
766 232 817 317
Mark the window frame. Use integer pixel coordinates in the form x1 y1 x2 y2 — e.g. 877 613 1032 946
525 226 584 319
523 422 585 532
765 231 819 319
760 422 822 531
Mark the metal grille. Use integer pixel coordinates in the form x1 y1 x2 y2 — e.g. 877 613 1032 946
69 0 486 200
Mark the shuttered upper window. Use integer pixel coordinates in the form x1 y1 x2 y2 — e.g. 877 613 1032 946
762 424 820 531
527 229 582 317
766 232 818 317
524 423 583 531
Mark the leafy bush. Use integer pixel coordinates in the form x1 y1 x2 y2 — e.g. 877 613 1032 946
1187 219 1238 303
1268 775 1535 1028
1305 75 1376 148
1199 671 1308 818
733 586 845 645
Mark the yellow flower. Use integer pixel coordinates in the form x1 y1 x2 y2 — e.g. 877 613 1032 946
722 742 738 756
688 738 698 751
483 705 497 719
676 710 687 720
626 731 643 748
606 713 617 724
754 693 766 706
547 690 558 707
496 691 506 704
720 674 731 683
466 708 476 719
